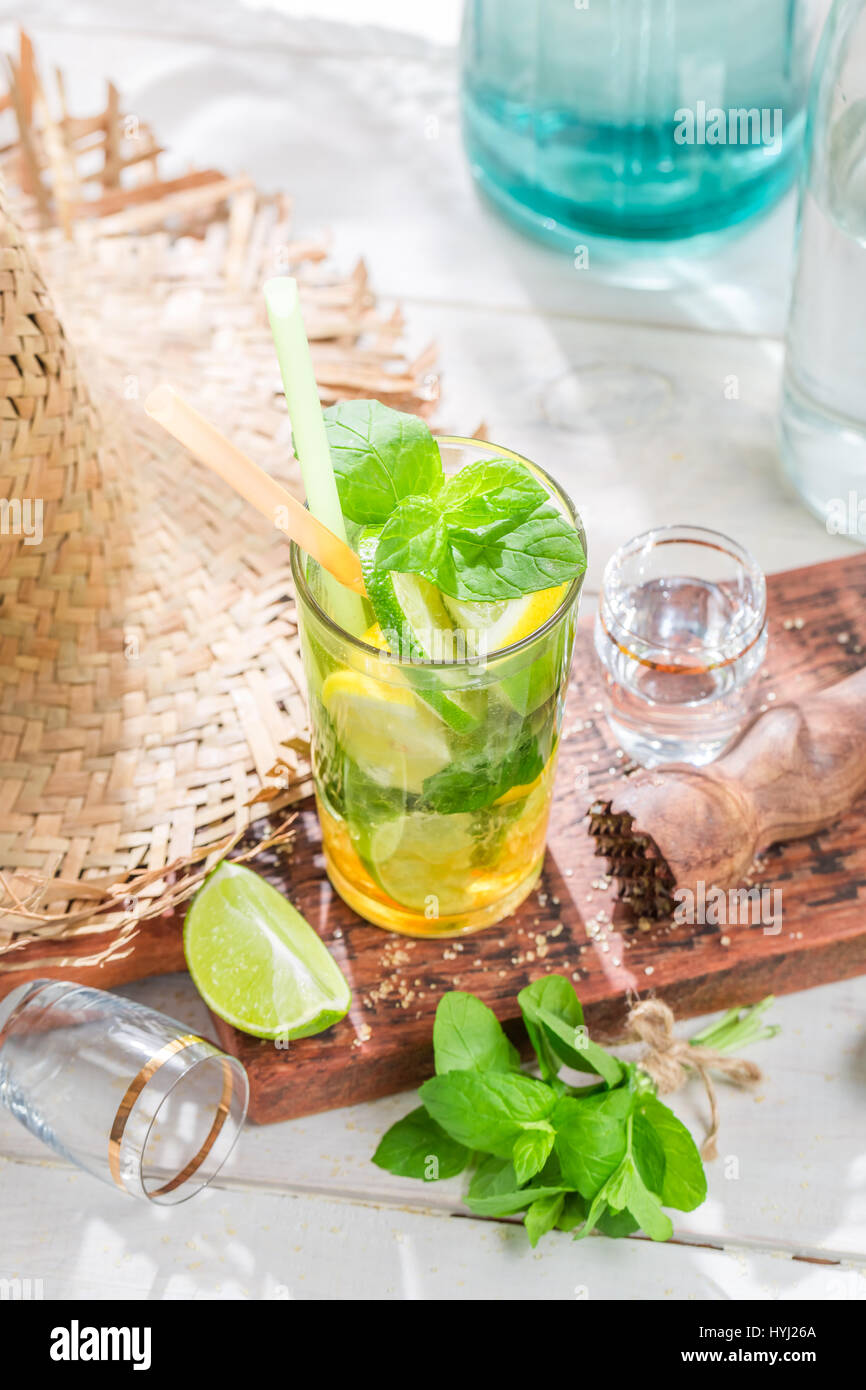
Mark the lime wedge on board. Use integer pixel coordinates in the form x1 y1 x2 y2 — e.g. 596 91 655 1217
184 861 351 1040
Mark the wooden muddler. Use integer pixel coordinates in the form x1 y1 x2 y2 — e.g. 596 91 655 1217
589 667 866 920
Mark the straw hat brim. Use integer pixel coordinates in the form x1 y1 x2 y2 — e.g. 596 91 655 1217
0 176 433 956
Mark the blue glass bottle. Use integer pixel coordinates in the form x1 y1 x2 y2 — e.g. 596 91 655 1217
460 0 814 246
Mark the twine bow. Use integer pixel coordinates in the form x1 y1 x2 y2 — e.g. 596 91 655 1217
621 999 763 1160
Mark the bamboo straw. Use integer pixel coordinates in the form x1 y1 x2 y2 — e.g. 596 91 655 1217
144 385 366 596
264 276 364 632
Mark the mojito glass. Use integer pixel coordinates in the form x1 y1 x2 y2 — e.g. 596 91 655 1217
292 437 585 937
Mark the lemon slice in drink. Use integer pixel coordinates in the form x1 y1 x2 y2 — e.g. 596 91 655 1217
184 861 351 1040
362 623 388 649
322 668 451 793
443 584 569 655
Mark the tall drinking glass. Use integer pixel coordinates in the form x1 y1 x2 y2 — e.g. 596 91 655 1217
292 438 585 937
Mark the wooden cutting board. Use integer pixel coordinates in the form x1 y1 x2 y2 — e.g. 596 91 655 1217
3 552 866 1122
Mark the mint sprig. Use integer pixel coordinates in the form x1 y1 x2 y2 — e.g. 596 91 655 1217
322 400 442 523
372 980 777 1248
324 400 585 602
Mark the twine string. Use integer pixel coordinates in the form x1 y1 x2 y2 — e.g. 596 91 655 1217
621 999 763 1160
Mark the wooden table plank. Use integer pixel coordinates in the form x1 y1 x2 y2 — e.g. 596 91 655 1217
1 1158 862 1301
2 974 865 1259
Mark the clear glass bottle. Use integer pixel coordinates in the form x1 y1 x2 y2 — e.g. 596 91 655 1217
460 0 813 245
780 0 866 541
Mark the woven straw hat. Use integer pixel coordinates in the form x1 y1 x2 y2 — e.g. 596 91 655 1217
0 176 312 957
0 166 436 965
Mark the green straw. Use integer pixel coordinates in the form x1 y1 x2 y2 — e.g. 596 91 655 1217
264 276 363 633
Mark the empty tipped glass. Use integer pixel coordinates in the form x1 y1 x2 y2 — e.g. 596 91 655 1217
594 526 768 767
0 980 248 1203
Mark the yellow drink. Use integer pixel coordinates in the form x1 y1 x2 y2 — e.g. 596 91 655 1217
292 438 585 937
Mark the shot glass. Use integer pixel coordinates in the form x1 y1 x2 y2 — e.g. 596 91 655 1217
594 525 768 767
0 979 248 1203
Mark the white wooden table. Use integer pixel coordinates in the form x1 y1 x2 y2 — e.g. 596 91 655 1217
1 0 863 1301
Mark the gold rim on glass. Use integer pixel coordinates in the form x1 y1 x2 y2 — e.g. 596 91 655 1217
108 1034 238 1201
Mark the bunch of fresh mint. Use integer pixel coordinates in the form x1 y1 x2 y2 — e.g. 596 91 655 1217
323 400 586 601
373 978 777 1246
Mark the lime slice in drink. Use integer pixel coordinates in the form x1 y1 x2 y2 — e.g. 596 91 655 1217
322 668 451 793
443 584 569 655
365 810 482 916
184 860 351 1040
358 528 481 734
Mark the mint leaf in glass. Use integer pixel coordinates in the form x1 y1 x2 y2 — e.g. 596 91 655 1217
439 457 548 526
346 429 586 602
323 400 443 524
371 495 454 588
445 504 585 600
419 725 545 816
373 494 585 602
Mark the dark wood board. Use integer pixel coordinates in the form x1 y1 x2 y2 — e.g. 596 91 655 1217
3 552 866 1123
